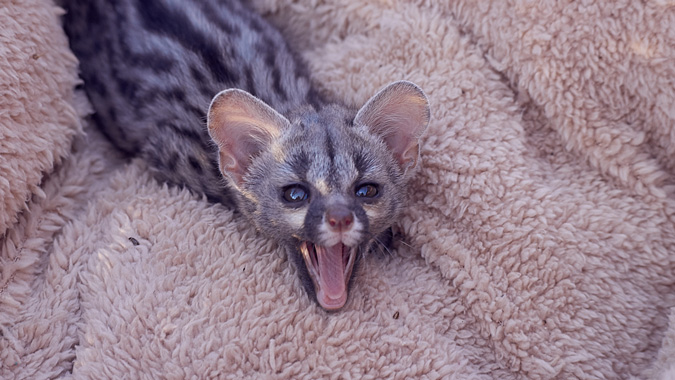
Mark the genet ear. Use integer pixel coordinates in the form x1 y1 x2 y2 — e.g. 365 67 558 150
354 81 430 174
207 89 290 186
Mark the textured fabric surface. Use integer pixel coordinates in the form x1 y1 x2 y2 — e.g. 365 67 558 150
0 0 83 237
1 0 675 379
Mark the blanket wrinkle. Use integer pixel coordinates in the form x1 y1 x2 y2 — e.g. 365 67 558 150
1 0 675 379
446 0 675 200
0 0 83 238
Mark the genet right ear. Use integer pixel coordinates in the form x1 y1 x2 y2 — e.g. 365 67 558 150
354 81 430 175
207 89 290 186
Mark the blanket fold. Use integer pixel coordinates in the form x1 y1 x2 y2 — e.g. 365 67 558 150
0 0 84 237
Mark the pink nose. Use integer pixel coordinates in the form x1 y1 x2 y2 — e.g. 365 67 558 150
326 206 354 232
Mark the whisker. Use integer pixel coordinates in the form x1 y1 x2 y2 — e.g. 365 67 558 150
372 237 394 256
396 239 413 249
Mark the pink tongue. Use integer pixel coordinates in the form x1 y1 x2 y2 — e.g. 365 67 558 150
316 244 345 299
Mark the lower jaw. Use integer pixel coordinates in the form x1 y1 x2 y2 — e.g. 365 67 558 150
316 288 348 310
299 242 357 311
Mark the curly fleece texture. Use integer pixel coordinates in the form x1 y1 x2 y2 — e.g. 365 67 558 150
1 0 675 379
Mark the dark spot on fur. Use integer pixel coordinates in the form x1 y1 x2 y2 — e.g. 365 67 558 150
244 67 256 97
167 152 180 172
289 151 309 179
248 16 265 33
165 87 186 102
353 151 370 175
188 156 204 175
86 75 108 97
108 107 117 123
325 134 335 165
271 67 287 101
117 77 139 100
306 88 324 109
190 66 206 84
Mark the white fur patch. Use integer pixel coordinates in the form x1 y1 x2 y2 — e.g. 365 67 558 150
284 208 307 230
362 204 378 221
313 179 330 196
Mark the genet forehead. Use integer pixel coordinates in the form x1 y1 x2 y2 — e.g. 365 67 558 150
294 106 351 130
305 131 359 194
278 107 387 194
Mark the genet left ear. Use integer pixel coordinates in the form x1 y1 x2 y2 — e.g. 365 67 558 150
354 81 430 174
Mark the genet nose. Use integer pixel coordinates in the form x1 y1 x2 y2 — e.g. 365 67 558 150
326 206 354 232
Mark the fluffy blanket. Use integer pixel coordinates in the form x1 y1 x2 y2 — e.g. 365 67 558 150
2 0 675 378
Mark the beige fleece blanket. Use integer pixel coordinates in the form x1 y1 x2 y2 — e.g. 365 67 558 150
2 0 675 378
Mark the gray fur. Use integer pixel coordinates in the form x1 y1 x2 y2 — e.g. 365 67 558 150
62 0 429 310
63 0 317 207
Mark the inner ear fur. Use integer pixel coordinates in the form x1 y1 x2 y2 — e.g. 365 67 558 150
207 89 290 186
354 81 430 174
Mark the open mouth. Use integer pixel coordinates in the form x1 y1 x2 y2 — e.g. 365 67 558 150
300 241 357 310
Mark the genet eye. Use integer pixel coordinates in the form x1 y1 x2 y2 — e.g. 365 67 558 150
282 184 310 203
355 183 379 198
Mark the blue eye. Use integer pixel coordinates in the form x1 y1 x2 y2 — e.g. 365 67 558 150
282 185 310 203
355 183 378 198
